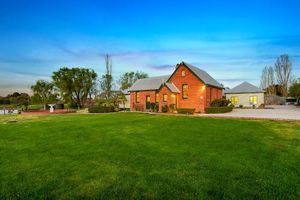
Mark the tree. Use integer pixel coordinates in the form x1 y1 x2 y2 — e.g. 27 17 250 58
289 79 300 104
52 67 97 108
260 66 275 95
260 66 268 90
31 80 58 110
119 71 148 90
6 92 30 110
100 54 113 99
275 54 292 97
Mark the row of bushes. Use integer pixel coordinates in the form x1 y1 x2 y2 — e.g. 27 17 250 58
205 105 234 113
177 108 195 114
88 105 116 113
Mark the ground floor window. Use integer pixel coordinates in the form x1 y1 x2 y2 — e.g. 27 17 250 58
231 96 238 105
163 94 168 102
155 93 159 103
136 92 140 103
249 95 258 105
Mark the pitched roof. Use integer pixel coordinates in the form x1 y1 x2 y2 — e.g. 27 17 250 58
128 61 223 92
165 82 180 93
224 82 264 94
128 75 169 92
180 62 223 88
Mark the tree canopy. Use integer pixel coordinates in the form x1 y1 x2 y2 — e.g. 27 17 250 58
119 71 148 90
100 54 113 99
52 67 97 108
31 80 58 109
289 79 300 102
275 54 292 97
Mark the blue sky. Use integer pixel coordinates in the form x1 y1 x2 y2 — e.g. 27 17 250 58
0 0 300 95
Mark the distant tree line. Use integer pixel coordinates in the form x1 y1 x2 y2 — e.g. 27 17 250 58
27 54 148 110
0 92 30 110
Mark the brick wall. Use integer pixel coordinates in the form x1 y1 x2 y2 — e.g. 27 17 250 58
168 65 207 112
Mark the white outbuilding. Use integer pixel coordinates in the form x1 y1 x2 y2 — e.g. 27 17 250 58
225 82 265 108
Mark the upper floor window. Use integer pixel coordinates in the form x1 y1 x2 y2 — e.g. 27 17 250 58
181 70 186 77
231 96 238 105
136 92 140 103
249 96 258 105
163 94 168 102
182 84 188 99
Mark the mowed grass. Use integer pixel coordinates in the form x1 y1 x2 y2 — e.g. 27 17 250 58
0 113 300 200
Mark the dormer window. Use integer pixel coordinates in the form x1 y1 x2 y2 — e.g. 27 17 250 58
181 70 186 77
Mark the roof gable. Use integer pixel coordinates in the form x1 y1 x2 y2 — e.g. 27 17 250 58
225 82 264 94
167 62 223 88
162 82 180 93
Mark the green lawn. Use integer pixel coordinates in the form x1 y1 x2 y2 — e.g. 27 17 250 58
0 113 299 199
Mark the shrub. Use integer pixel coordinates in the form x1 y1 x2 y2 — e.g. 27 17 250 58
161 105 169 113
239 105 243 108
211 98 230 107
205 105 233 113
54 103 64 109
177 108 195 114
150 103 156 111
154 103 159 112
28 104 44 110
88 105 115 113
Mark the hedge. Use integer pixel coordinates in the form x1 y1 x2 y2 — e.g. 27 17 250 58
205 106 233 114
177 108 195 114
161 105 169 113
88 105 116 113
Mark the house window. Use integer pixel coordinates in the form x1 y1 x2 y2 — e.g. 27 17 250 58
182 84 188 99
182 70 186 77
249 96 258 105
155 93 159 102
231 96 238 105
136 92 140 103
163 94 168 102
146 96 150 102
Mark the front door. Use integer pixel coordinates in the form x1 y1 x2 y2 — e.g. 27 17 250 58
171 94 177 109
146 96 151 110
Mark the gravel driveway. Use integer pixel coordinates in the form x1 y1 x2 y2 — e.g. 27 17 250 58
200 105 300 121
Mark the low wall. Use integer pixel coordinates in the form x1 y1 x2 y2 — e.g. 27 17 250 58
265 95 286 105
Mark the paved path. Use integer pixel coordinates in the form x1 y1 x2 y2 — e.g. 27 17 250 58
199 105 300 121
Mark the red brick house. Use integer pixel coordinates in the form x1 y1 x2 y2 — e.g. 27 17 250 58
128 62 223 113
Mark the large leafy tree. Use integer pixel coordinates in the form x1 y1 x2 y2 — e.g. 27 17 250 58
31 80 58 110
275 54 292 97
52 67 97 108
289 79 300 104
119 71 148 90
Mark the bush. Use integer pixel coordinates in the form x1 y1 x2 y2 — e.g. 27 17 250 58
154 103 159 112
28 104 44 110
205 106 233 113
211 98 230 107
161 105 169 113
88 105 115 113
54 103 64 109
239 105 243 108
177 108 195 114
150 103 156 111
